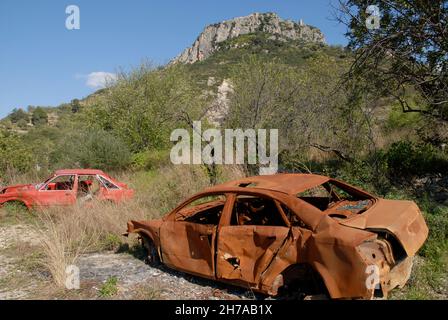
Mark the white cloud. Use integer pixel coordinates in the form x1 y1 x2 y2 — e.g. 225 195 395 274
83 72 117 89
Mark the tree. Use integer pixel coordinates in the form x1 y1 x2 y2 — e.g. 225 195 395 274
0 131 33 175
224 55 377 171
83 63 206 152
9 108 28 123
50 129 132 171
71 99 81 113
31 107 48 126
337 0 448 120
17 119 28 129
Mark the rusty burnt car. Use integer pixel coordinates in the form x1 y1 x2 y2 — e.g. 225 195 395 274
0 169 134 209
125 174 428 299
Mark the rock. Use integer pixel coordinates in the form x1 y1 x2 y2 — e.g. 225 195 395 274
203 79 234 126
172 12 325 64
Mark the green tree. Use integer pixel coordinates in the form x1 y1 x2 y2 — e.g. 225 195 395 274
83 63 205 152
50 129 132 171
9 108 28 123
338 0 448 121
31 107 48 126
17 119 28 129
71 99 81 113
0 131 34 175
225 55 375 170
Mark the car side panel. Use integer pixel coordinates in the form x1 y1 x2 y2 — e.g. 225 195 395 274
216 225 290 286
160 221 216 279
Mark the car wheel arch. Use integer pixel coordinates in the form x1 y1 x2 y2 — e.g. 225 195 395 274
1 199 32 210
309 262 342 298
264 262 331 297
134 229 162 261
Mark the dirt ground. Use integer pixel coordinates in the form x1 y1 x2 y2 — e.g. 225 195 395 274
0 221 259 300
0 217 445 300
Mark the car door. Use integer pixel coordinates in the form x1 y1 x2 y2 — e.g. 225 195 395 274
159 193 229 279
216 194 291 287
36 174 77 207
97 175 121 201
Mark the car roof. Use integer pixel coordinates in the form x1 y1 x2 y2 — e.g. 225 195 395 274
54 169 107 176
208 173 330 195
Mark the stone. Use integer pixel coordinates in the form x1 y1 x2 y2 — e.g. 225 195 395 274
171 12 325 64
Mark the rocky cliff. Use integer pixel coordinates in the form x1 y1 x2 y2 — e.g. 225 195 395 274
172 12 326 64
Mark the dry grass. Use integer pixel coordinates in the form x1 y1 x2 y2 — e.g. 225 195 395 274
30 164 246 288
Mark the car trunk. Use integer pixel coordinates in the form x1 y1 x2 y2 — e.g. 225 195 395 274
337 199 429 257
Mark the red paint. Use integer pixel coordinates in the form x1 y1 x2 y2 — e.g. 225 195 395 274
0 169 133 209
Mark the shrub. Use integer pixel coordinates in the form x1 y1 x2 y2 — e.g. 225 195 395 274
31 107 48 126
50 129 132 171
0 131 34 175
385 141 448 176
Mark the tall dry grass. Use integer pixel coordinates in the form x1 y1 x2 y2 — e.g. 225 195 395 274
32 164 246 287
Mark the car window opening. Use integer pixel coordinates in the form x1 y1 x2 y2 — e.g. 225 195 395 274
179 195 226 225
231 196 287 227
77 175 101 201
297 182 373 219
43 175 75 191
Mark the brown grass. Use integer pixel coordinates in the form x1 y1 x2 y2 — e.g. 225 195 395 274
31 164 246 287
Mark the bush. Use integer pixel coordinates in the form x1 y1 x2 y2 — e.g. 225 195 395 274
385 141 448 176
50 129 132 171
31 107 48 126
9 108 28 123
131 149 171 170
0 131 34 175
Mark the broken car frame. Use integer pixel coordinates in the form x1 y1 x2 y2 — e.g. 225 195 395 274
126 174 428 299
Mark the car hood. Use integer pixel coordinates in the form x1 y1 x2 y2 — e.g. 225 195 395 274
1 184 36 193
339 199 429 256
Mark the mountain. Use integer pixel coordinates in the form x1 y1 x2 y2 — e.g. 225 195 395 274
1 12 341 130
172 12 326 64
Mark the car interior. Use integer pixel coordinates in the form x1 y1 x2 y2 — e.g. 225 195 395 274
77 175 101 198
43 175 75 191
230 196 287 227
298 182 373 219
181 195 226 225
180 194 308 228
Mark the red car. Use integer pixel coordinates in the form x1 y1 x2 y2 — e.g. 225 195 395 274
0 169 134 209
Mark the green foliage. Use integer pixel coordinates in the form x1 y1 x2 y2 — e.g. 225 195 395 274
0 131 34 175
50 129 132 171
341 0 448 121
225 53 372 172
187 36 349 88
70 99 81 114
83 64 205 152
131 149 171 170
17 119 28 129
98 276 119 297
31 107 48 126
385 141 448 176
8 108 28 123
100 233 122 251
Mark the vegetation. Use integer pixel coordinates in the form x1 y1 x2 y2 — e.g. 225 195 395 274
0 21 447 299
338 0 448 121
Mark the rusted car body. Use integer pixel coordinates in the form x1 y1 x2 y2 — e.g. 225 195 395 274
126 174 428 299
0 169 134 209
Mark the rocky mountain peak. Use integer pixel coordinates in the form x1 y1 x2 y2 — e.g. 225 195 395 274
172 12 326 64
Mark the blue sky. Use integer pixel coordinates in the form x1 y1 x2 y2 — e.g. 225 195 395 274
0 0 347 118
